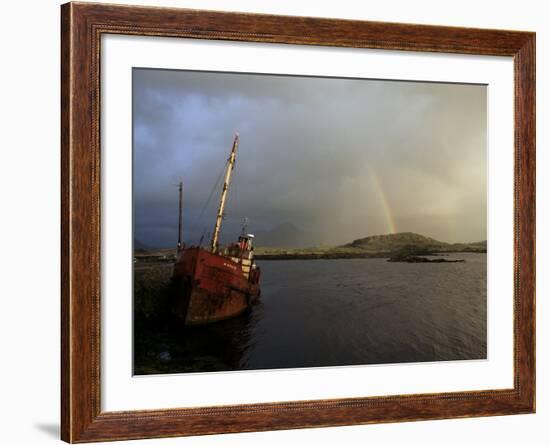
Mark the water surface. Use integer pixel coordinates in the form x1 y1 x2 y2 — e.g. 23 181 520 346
134 253 486 374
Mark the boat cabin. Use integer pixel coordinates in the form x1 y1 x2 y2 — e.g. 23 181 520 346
237 234 254 251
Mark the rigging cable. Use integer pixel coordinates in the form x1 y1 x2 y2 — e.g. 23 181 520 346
194 158 229 244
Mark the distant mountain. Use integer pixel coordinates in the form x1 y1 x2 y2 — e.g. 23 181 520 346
254 222 322 248
134 238 151 252
343 232 486 253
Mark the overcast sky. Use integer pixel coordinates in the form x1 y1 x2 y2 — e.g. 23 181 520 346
133 68 486 248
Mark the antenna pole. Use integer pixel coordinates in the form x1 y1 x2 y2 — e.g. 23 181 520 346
211 134 239 253
241 217 248 236
177 181 183 253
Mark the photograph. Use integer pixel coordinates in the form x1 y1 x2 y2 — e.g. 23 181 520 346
132 68 488 375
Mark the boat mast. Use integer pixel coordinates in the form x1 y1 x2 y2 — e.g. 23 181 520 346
176 181 183 253
211 134 239 253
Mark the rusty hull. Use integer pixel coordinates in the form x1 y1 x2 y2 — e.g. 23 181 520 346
172 247 261 325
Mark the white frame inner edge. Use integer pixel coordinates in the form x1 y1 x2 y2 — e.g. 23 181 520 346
101 34 514 411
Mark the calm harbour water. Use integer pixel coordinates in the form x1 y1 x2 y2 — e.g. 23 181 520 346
136 253 486 374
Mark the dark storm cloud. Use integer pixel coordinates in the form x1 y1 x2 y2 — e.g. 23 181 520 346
133 68 486 248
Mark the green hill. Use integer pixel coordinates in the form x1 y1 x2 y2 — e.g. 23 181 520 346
344 232 448 252
255 232 486 259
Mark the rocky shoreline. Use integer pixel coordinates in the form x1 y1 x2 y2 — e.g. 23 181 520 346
135 249 483 263
135 233 486 263
255 250 482 261
387 255 465 263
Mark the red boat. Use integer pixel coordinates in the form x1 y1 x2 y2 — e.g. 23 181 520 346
171 134 261 325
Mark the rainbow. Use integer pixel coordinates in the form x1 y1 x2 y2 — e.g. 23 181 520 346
370 169 397 234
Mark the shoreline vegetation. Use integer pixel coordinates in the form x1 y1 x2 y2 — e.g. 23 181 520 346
134 232 486 263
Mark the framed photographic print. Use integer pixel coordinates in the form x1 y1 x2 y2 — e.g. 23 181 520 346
61 2 535 442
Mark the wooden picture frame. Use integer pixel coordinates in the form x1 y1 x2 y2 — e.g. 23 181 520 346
61 2 535 442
